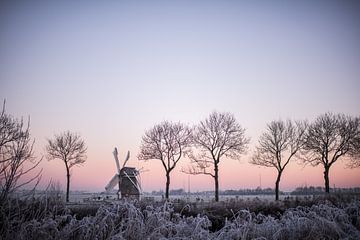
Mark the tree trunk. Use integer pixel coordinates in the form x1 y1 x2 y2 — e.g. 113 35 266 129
275 171 282 201
66 165 70 202
165 172 170 200
214 163 219 202
324 166 330 193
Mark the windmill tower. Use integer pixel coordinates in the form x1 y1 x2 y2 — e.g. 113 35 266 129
105 147 141 200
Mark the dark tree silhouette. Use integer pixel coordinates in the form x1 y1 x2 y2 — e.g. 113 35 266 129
251 120 307 200
187 111 249 202
138 121 191 199
0 101 42 204
303 113 360 193
46 131 87 202
347 117 360 168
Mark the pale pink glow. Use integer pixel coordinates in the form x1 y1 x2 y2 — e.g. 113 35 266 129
23 116 360 192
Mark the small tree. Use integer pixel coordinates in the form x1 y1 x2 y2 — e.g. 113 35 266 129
46 131 87 202
0 101 42 204
250 120 307 200
303 113 360 193
188 111 249 202
138 121 191 199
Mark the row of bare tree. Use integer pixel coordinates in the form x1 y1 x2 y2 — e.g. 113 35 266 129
138 111 360 201
0 101 87 203
1 100 359 203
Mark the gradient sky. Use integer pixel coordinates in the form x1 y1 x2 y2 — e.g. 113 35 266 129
1 0 359 192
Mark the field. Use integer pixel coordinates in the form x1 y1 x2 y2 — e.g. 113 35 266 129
67 191 300 203
1 193 360 239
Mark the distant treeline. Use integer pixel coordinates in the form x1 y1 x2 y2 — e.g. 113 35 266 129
149 188 279 196
290 186 360 195
148 186 360 196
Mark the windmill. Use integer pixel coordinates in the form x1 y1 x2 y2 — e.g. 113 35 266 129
105 147 141 200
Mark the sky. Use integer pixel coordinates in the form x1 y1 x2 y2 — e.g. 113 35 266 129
1 0 359 192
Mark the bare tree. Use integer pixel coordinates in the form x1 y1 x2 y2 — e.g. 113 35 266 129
250 120 307 200
46 131 87 202
347 116 360 168
138 121 191 199
303 113 360 193
0 101 42 204
187 111 249 202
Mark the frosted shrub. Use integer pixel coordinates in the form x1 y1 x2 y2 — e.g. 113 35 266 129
345 200 360 230
1 198 360 239
215 210 279 240
214 202 360 240
19 217 60 239
142 202 211 239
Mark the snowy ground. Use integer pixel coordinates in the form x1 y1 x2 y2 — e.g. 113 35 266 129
68 192 297 203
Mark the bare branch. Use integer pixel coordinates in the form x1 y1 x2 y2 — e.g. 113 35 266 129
46 131 87 168
187 111 249 201
250 119 307 200
0 101 42 203
137 121 191 199
181 165 215 178
189 112 249 175
302 112 360 193
46 131 87 202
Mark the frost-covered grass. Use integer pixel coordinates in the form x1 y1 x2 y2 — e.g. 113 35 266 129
1 195 360 239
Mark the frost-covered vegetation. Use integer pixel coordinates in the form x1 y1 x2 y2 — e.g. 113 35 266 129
1 194 360 240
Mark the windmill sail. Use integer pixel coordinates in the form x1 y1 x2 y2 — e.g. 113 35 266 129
122 151 130 168
105 174 120 191
113 147 121 174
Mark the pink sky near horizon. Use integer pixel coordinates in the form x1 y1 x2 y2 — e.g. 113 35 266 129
28 119 360 193
34 144 360 193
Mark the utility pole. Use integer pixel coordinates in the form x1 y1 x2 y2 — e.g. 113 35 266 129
259 173 262 189
188 175 190 195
